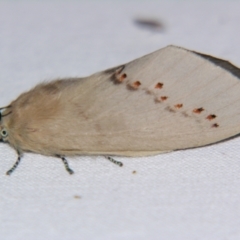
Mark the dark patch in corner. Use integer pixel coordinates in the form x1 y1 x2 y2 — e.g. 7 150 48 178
193 51 240 79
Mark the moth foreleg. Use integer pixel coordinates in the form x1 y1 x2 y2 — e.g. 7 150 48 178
56 155 74 175
105 156 123 167
6 150 22 175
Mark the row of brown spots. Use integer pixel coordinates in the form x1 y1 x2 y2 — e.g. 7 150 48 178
193 107 204 114
193 108 217 120
112 71 223 129
128 81 142 89
155 98 220 128
155 82 163 89
193 107 219 128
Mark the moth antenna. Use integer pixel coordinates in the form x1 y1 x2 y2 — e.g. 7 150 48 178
105 156 123 167
0 105 11 111
6 150 22 175
0 106 12 121
1 111 12 118
56 155 74 174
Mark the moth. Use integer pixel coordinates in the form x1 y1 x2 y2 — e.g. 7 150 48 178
1 45 240 175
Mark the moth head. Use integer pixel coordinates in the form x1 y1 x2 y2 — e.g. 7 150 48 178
0 126 8 142
0 106 11 142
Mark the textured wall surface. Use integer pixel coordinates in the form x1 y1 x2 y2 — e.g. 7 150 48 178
0 1 240 240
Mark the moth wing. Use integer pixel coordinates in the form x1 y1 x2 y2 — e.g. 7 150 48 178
26 45 240 156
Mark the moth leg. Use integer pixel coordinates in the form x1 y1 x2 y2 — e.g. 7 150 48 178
105 156 123 167
6 150 22 175
56 155 74 175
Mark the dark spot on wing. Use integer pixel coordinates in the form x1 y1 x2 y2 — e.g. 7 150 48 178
206 114 217 120
128 81 141 90
155 82 164 89
193 107 204 114
174 104 183 109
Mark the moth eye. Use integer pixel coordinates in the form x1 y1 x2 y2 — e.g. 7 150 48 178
1 128 8 138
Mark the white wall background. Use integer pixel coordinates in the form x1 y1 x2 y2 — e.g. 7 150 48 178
0 1 240 239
